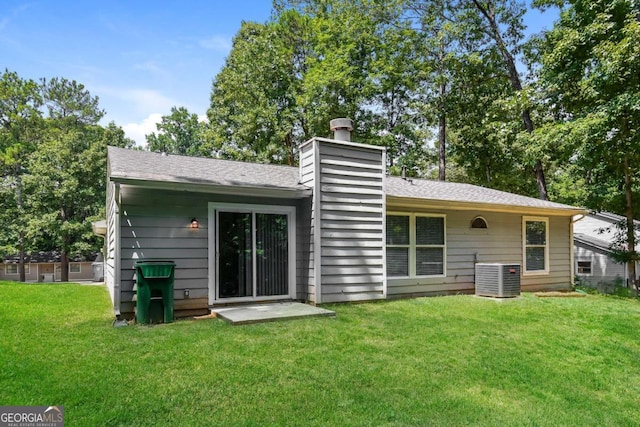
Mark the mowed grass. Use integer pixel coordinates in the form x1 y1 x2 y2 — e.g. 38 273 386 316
1 282 640 426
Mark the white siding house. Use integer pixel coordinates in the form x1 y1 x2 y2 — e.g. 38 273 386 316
105 120 586 320
573 212 640 287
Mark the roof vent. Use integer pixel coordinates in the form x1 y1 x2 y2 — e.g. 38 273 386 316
330 118 353 142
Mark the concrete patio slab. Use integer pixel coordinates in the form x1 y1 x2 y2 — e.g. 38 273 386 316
211 302 335 325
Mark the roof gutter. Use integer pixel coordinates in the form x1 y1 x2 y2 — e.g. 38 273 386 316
386 195 588 217
109 176 312 199
572 213 587 223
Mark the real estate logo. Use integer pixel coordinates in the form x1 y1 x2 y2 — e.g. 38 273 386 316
0 406 64 427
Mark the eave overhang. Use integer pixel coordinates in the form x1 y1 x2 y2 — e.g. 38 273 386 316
386 195 588 217
109 175 312 199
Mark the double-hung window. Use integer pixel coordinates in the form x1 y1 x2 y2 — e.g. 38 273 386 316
386 213 446 277
6 264 29 275
523 216 549 274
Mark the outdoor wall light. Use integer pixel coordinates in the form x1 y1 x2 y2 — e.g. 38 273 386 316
190 218 199 229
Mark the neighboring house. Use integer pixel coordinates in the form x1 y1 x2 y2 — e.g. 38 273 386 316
0 252 98 282
573 212 640 287
105 119 586 319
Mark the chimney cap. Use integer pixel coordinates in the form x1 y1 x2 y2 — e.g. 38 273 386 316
330 118 353 132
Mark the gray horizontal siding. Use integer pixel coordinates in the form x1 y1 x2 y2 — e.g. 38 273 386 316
299 142 316 302
575 246 626 285
105 179 117 304
118 187 210 312
317 140 385 302
387 210 573 297
118 186 308 315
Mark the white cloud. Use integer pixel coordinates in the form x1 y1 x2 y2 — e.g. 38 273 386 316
121 89 177 114
94 86 177 117
199 35 232 52
122 113 163 147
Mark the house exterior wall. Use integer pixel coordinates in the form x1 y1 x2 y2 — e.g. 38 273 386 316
0 264 38 281
0 262 94 282
385 207 573 297
299 142 316 302
105 179 117 305
300 138 386 303
116 186 306 318
574 244 626 286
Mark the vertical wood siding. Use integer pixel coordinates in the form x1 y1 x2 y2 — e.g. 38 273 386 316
387 209 573 297
315 140 386 302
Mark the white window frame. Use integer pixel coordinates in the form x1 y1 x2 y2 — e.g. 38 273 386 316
5 264 29 275
69 263 81 273
576 260 592 276
522 216 549 275
208 202 296 305
386 212 446 278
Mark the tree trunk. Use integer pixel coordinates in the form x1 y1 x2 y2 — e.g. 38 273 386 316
18 232 25 283
437 35 447 182
16 171 26 282
438 113 446 181
471 0 549 200
623 155 637 291
61 250 69 283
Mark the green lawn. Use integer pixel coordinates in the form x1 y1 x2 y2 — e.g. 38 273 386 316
1 282 640 426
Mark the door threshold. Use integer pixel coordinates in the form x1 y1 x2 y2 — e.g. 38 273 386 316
210 299 293 308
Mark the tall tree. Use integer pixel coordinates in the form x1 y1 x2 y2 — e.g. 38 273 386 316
466 0 549 199
146 106 206 156
102 121 136 149
25 78 105 282
0 70 43 281
210 0 431 170
536 0 640 287
207 13 313 164
404 0 459 181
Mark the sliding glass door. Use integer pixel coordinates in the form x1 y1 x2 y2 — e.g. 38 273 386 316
218 212 253 298
213 205 294 301
255 213 289 297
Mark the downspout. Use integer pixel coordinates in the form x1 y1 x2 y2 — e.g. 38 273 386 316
114 183 122 317
571 214 587 287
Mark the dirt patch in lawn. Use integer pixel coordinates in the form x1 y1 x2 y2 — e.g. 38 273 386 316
534 291 587 298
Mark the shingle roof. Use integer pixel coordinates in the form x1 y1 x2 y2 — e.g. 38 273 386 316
2 251 98 263
386 176 582 213
107 147 583 213
590 211 640 227
107 146 307 192
574 233 612 254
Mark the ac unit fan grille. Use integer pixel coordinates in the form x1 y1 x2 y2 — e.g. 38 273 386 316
475 263 521 298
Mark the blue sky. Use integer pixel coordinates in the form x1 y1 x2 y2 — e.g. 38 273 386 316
1 1 558 146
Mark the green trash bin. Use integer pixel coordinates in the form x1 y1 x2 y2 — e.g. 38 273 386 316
134 261 175 324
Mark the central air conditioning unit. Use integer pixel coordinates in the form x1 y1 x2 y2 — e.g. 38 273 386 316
475 263 521 298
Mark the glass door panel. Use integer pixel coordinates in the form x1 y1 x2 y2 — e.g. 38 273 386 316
218 212 253 298
256 213 288 296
